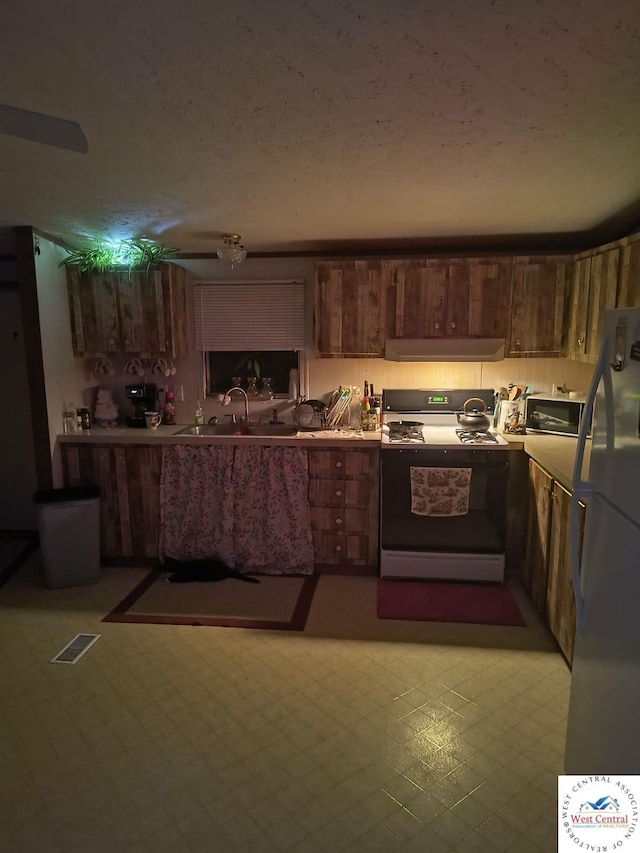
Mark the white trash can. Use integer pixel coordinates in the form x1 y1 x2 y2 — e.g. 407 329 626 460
34 486 100 588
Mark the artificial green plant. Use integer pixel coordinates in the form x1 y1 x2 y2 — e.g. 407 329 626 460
59 238 179 274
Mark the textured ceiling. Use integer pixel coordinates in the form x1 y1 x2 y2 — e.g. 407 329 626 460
2 0 640 255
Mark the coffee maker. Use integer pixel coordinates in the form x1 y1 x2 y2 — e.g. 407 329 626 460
125 383 157 428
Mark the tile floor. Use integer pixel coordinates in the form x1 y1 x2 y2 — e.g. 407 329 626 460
0 554 569 852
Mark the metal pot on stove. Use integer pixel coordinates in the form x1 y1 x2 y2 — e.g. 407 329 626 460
456 398 491 430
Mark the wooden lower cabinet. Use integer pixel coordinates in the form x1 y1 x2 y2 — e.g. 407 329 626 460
61 443 162 559
308 447 379 572
61 441 380 573
522 460 552 614
523 458 585 664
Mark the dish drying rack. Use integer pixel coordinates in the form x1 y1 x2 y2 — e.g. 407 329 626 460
326 386 356 429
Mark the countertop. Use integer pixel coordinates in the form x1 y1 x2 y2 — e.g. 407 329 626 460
58 425 383 449
498 431 590 490
59 425 589 490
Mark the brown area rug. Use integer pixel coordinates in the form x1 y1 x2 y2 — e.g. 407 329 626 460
103 569 319 631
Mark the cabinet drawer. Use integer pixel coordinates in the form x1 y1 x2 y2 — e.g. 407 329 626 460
312 532 369 564
308 448 374 479
309 478 371 508
310 506 368 533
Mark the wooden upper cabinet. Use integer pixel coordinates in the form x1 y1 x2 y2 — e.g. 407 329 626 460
67 263 187 358
315 261 386 357
584 248 618 362
388 258 511 339
617 238 640 308
508 257 570 357
566 248 620 363
565 257 591 360
67 268 121 354
388 260 447 337
449 258 511 338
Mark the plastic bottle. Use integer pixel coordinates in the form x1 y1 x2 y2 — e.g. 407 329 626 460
194 401 204 426
63 403 77 434
163 391 176 425
361 382 371 431
288 368 299 401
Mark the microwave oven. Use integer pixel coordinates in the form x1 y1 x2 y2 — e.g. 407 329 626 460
524 394 588 437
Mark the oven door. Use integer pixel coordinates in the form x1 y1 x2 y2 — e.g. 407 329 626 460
380 448 509 580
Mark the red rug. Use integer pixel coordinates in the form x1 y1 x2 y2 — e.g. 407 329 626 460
377 579 526 626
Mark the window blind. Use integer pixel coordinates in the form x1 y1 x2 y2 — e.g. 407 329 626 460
193 281 306 351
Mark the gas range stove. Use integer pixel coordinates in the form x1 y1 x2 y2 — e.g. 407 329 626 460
381 388 509 449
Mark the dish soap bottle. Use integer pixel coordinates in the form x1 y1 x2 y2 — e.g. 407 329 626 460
194 401 204 426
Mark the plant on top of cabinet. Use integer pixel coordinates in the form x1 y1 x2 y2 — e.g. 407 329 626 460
60 239 179 274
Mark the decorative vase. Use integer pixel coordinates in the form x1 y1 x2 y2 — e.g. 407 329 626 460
246 376 260 397
260 377 275 399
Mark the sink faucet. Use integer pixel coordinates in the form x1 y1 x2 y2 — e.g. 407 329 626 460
223 385 250 423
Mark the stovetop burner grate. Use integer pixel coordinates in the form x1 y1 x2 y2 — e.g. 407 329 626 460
455 428 499 445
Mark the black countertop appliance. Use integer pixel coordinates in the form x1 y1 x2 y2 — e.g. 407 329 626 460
125 383 157 428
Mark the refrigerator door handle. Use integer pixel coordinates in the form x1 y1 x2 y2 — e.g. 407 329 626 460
570 333 611 629
570 492 585 629
572 333 609 493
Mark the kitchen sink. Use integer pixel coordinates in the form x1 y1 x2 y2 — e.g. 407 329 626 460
173 424 299 437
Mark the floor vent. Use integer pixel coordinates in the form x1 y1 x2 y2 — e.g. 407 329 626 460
50 633 100 664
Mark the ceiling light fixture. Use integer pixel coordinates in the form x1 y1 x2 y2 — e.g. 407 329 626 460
217 234 247 267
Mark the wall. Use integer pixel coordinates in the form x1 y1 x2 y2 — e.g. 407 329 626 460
0 229 38 527
309 357 595 407
33 237 88 485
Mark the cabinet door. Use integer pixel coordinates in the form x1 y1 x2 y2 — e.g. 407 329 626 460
309 478 370 508
616 239 640 308
390 260 447 337
547 483 584 664
584 249 619 362
311 532 370 565
565 257 590 359
315 261 386 356
61 443 162 558
117 269 166 353
508 258 569 356
308 447 379 570
67 264 188 357
161 264 188 358
116 264 187 357
67 267 121 355
447 259 511 338
522 458 552 615
308 448 376 480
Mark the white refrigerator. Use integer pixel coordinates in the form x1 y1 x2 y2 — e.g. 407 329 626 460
565 307 640 773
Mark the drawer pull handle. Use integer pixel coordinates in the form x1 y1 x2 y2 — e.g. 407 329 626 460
335 461 343 468
335 545 342 552
335 490 342 496
335 518 342 525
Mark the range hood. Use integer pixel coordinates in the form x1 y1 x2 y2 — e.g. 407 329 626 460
384 337 505 362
